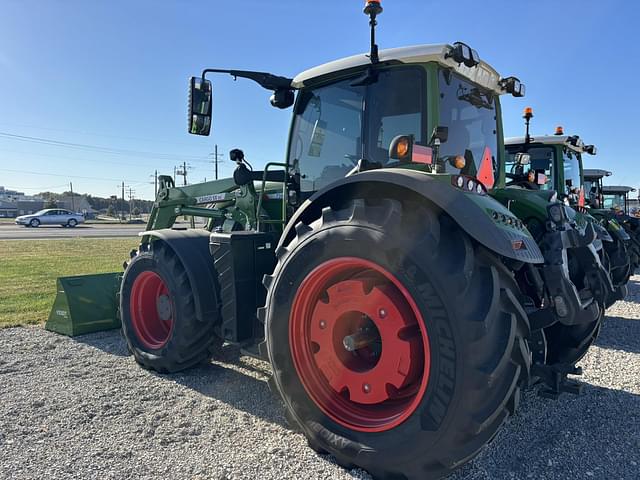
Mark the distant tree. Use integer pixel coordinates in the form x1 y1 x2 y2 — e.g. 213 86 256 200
44 195 58 208
132 207 141 217
106 205 115 217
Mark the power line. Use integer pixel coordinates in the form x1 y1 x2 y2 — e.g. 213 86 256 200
0 131 211 162
0 167 148 184
0 147 180 169
0 122 202 149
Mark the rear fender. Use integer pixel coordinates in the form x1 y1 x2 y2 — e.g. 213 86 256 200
138 229 218 323
282 169 544 263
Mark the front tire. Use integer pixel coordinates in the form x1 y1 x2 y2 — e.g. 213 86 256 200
120 241 222 373
264 198 530 479
30 218 40 227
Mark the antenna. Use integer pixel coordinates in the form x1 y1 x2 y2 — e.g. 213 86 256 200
364 1 383 64
523 107 534 144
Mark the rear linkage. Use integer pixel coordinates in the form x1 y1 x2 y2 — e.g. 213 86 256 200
525 202 612 398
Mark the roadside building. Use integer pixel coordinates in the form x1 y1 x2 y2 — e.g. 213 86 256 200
16 200 45 216
0 200 18 218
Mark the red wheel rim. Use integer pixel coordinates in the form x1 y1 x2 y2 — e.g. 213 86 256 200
289 257 431 432
129 271 174 349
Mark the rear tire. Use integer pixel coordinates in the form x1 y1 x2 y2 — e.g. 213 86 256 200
264 198 531 479
120 241 223 373
68 218 78 227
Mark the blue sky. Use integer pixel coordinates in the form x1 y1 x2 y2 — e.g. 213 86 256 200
1 0 638 200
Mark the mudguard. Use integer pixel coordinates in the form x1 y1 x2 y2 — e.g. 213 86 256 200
282 169 544 263
138 229 219 323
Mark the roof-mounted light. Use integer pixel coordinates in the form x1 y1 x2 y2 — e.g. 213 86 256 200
500 76 525 97
555 126 564 135
568 135 584 149
523 107 534 120
446 42 480 68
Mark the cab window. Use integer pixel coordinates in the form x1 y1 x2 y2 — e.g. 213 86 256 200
438 69 499 181
289 67 426 193
505 145 555 190
563 148 582 196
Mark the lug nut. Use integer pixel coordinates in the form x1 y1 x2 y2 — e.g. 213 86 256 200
379 308 387 318
363 383 371 394
319 320 326 329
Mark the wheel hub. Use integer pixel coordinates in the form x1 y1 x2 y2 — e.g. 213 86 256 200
309 280 422 405
129 271 174 349
289 257 431 432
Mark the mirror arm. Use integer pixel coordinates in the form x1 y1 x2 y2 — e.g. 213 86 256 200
201 68 294 91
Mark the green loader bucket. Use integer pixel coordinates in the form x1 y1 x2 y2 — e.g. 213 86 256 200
46 272 123 336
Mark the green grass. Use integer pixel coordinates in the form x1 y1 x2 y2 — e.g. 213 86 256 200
0 238 138 328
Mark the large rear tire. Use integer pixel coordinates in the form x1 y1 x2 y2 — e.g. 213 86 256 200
120 241 223 373
264 198 531 479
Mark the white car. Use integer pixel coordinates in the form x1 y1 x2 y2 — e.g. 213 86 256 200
15 209 85 228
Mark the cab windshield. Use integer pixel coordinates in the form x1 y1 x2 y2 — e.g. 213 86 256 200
505 145 555 190
288 67 425 193
603 193 626 212
438 69 499 185
563 147 582 196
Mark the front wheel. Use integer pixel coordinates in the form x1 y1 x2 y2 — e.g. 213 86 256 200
264 198 530 479
120 241 222 373
29 218 40 227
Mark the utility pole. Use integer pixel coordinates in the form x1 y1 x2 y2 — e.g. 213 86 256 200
154 170 158 195
175 162 190 186
215 144 218 180
121 181 125 223
210 144 225 180
69 182 75 211
128 187 135 221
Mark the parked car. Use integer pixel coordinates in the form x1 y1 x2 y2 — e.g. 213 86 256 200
15 209 85 227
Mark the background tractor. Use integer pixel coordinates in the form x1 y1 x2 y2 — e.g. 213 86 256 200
111 3 605 479
485 111 615 372
503 120 634 300
584 170 640 271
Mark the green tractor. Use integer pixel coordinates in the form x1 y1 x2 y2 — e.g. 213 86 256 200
583 170 640 271
116 3 604 478
503 118 633 306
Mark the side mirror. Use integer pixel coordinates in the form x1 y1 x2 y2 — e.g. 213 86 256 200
188 76 212 136
270 88 295 109
515 152 530 166
429 126 449 145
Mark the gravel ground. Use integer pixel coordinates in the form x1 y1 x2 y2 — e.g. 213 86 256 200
1 277 639 480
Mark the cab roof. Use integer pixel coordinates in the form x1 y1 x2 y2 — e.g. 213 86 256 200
505 135 591 154
583 168 612 180
292 44 505 94
602 185 636 194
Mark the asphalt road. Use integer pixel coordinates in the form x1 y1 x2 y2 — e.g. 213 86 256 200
0 223 146 240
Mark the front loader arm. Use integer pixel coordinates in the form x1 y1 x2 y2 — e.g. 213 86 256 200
145 175 238 233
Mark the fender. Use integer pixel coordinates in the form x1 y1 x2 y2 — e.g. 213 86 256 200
139 229 219 323
283 169 544 263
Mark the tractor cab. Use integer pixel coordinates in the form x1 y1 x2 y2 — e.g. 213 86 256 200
583 168 612 208
286 44 519 196
188 40 525 210
505 123 597 204
602 185 637 215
